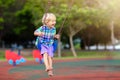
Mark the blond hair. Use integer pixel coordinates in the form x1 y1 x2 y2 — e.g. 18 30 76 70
42 13 56 25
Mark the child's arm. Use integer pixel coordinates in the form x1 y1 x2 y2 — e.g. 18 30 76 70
34 27 44 36
34 31 44 36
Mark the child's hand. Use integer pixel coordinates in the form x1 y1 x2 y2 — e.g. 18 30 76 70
54 34 60 39
38 32 44 36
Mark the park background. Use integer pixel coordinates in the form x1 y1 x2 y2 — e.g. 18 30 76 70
0 0 120 59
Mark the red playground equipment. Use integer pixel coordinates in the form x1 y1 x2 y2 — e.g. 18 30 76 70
5 49 26 66
32 49 44 64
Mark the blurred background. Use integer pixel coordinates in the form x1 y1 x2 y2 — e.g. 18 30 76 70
0 0 120 58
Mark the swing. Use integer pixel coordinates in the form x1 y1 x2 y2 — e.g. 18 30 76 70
35 0 70 52
33 0 71 63
35 0 59 53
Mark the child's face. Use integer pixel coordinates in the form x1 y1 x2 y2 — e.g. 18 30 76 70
46 16 56 28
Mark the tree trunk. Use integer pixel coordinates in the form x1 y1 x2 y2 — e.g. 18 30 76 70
69 35 77 57
110 21 115 44
110 21 115 50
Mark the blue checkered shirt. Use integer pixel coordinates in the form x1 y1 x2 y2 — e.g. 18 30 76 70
35 26 56 46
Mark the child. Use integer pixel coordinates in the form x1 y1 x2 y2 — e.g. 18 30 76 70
34 13 59 76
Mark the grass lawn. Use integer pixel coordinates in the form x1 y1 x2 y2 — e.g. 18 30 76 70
1 49 120 61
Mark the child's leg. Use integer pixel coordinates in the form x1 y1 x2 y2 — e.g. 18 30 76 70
48 45 54 69
48 56 53 76
48 56 53 69
43 53 53 76
43 52 49 71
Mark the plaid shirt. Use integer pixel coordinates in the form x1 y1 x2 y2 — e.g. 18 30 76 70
35 26 56 46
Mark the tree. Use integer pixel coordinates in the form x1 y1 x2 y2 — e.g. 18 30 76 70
98 0 120 44
0 0 15 40
1 0 34 45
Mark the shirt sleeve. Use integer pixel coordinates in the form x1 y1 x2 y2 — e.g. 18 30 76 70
34 26 43 32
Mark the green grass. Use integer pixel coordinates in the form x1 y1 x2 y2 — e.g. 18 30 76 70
0 50 5 61
1 50 120 61
55 50 120 60
55 50 111 57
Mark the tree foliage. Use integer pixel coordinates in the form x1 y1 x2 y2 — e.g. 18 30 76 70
0 0 120 50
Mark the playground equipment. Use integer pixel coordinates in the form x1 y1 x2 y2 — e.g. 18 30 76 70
32 49 44 64
5 48 26 66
